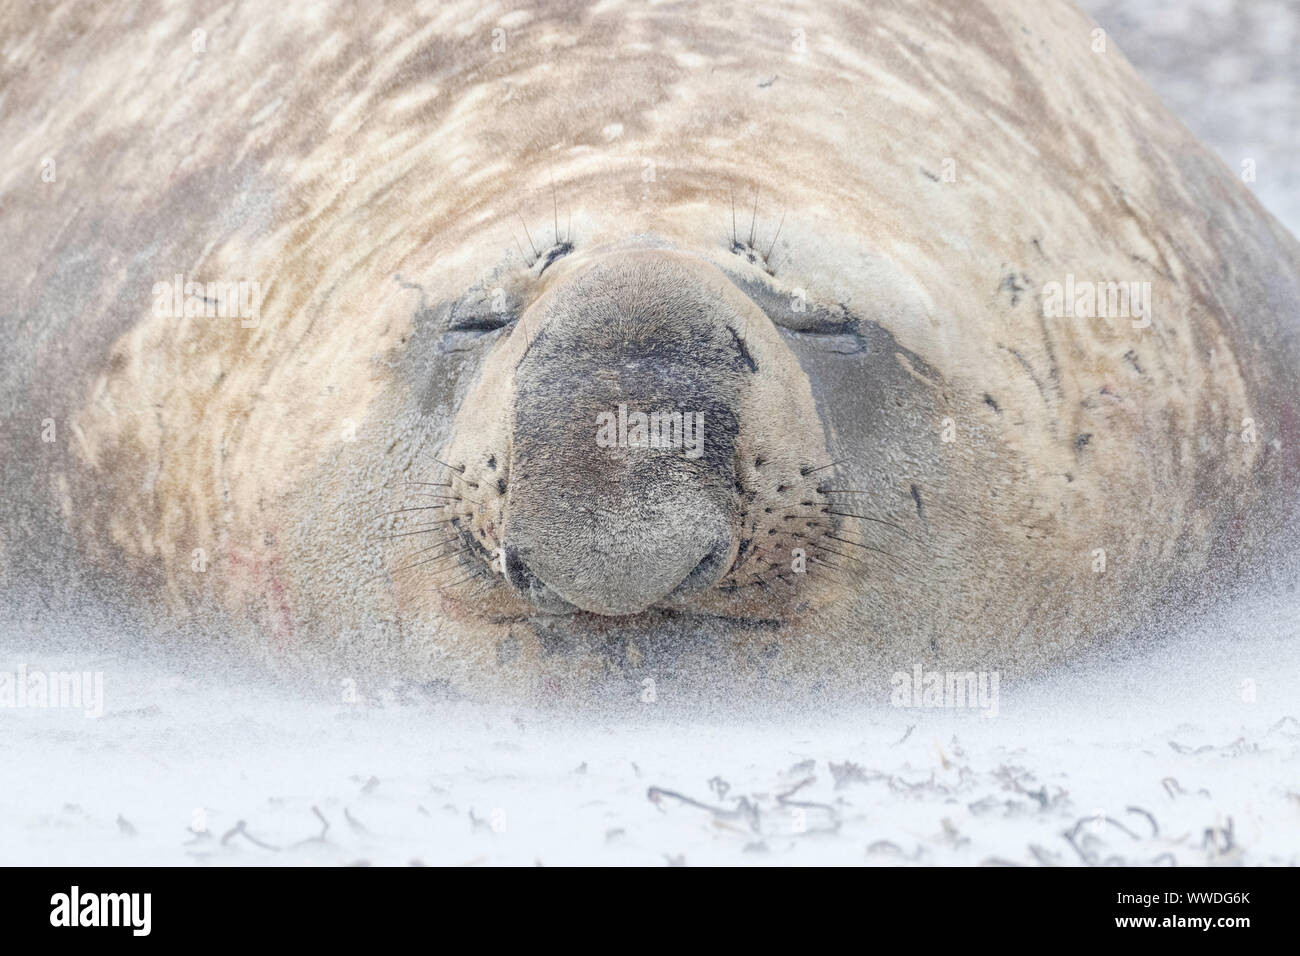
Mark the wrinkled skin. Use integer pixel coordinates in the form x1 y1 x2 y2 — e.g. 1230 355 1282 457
1 0 1297 704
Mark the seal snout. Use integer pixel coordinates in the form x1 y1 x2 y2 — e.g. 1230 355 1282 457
505 495 735 616
500 251 748 616
440 247 833 623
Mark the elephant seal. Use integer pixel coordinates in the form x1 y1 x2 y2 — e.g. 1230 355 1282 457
1 0 1297 704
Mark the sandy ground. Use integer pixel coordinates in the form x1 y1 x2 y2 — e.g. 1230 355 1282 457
2 583 1297 866
2 1 1298 866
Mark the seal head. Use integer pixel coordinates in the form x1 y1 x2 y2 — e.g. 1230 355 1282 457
443 247 838 625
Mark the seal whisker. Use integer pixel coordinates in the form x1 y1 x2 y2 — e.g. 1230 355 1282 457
824 534 912 572
376 517 472 540
806 540 862 564
765 210 786 260
426 455 466 474
511 231 534 268
748 186 759 249
516 208 538 260
411 538 471 559
830 524 933 553
800 460 847 477
728 176 738 247
372 504 455 519
806 561 857 582
425 551 482 576
820 510 912 536
550 167 560 246
786 507 917 542
390 550 468 576
805 552 851 571
430 567 489 591
398 537 462 559
721 580 767 591
805 557 855 581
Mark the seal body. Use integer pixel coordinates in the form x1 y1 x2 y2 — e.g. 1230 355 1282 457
1 0 1297 701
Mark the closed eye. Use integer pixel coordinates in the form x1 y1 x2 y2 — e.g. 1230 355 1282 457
777 313 857 335
720 265 870 354
444 240 575 337
444 290 518 336
535 241 573 276
773 309 867 354
447 312 516 333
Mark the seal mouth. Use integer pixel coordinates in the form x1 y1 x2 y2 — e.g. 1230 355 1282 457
501 539 736 617
484 605 786 632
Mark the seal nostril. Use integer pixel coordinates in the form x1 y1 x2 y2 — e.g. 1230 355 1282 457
502 546 531 590
504 546 556 597
503 546 579 615
673 539 731 595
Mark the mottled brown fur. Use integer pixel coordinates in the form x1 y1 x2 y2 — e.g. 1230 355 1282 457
1 0 1297 702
